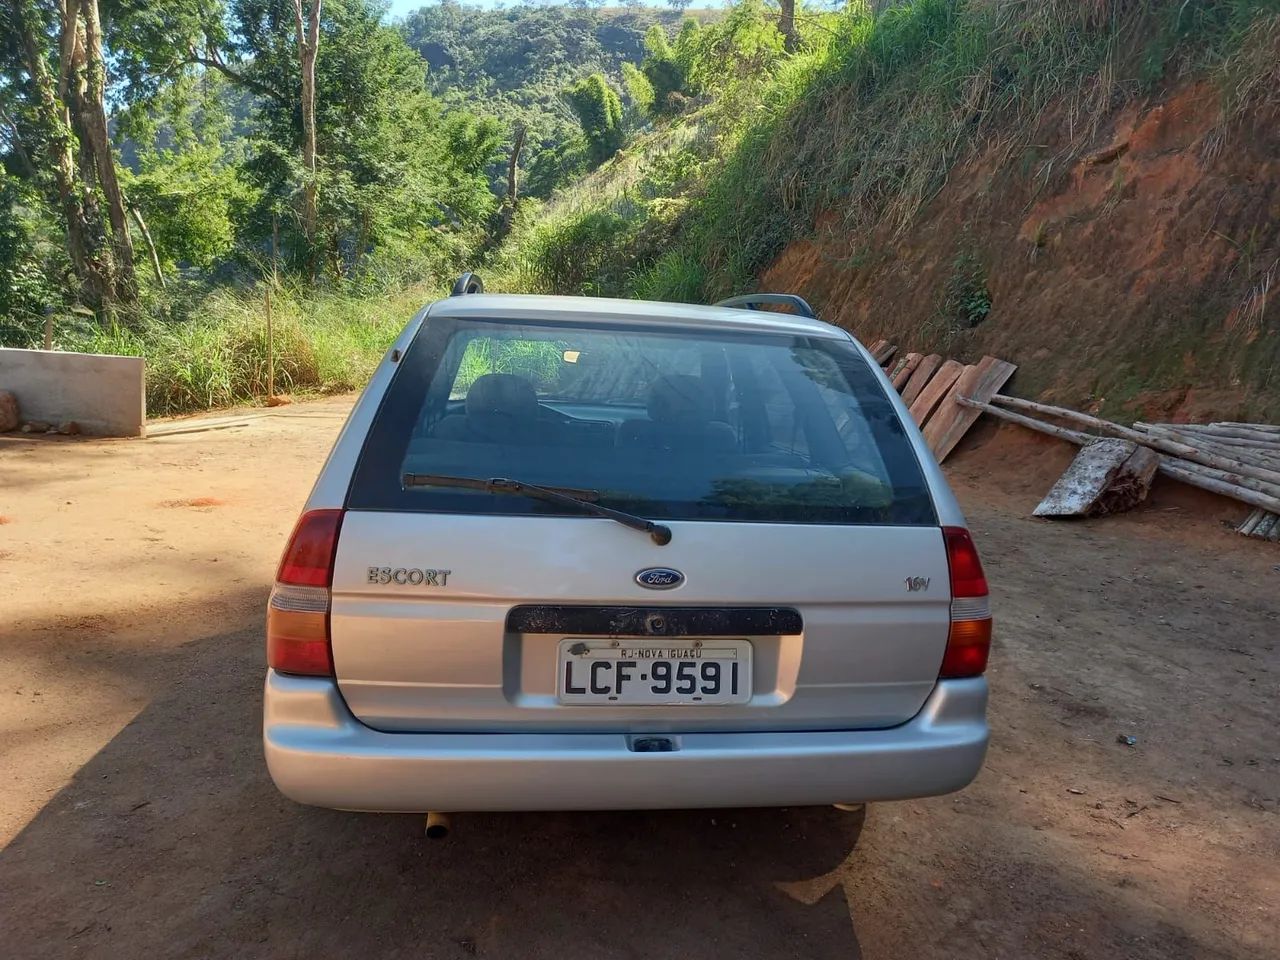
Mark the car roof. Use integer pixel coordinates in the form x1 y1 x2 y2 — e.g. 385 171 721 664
426 293 852 341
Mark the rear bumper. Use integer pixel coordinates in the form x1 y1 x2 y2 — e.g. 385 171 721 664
263 670 989 812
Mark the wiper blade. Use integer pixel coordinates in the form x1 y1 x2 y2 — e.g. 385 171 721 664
402 473 672 546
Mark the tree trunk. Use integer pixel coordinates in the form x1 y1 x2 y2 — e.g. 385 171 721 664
1033 440 1158 518
507 123 526 208
779 0 797 52
128 202 166 290
957 397 1280 515
78 0 136 302
989 395 1280 490
491 123 526 244
13 0 112 311
293 0 322 242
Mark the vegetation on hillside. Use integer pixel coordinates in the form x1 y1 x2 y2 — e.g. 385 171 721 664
399 3 718 198
492 0 1280 309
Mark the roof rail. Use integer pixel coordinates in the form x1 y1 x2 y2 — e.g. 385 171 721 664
713 293 816 319
451 272 484 296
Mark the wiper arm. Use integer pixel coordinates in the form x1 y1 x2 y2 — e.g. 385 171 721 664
402 473 673 546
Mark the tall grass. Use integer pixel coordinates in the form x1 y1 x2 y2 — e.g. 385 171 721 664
70 283 435 416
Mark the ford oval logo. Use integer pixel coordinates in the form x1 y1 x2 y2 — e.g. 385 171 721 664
635 567 684 590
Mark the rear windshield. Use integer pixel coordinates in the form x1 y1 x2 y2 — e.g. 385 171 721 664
348 314 936 525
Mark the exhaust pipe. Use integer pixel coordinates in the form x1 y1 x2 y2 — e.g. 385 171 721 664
833 803 866 815
424 811 452 840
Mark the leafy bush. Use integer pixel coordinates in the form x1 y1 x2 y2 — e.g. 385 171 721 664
564 74 626 168
940 247 992 332
510 208 638 297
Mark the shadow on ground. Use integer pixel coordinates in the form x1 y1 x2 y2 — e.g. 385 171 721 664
0 604 866 960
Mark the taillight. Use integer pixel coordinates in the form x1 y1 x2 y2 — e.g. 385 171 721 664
267 509 343 676
940 526 992 679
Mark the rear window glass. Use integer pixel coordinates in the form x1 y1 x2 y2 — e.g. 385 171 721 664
349 316 936 525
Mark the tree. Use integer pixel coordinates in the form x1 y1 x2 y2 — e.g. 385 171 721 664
1 0 136 311
621 61 654 117
638 23 689 115
292 0 321 242
64 0 138 302
563 73 623 168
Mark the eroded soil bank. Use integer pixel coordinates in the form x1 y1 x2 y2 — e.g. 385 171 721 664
764 81 1280 423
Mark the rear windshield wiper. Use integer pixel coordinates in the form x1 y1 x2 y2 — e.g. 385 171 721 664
402 473 672 545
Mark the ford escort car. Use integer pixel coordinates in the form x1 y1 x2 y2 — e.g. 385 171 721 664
263 278 992 816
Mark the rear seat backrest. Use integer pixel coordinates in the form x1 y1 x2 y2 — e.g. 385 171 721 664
619 375 736 454
434 373 547 444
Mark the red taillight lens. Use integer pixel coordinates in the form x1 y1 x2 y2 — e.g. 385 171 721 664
940 526 992 679
943 526 988 598
277 509 344 587
268 509 343 676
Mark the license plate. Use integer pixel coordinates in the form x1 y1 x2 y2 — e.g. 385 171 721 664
557 639 752 705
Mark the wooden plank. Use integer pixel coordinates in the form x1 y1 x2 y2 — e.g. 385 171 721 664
891 352 923 390
923 356 1017 460
908 359 963 426
866 339 889 360
1033 440 1158 517
873 342 897 365
900 354 942 405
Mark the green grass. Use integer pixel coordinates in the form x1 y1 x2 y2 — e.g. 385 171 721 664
68 283 437 416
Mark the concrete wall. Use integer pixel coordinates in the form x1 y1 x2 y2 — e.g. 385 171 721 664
0 348 145 437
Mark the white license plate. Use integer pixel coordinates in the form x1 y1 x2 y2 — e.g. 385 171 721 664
557 639 752 705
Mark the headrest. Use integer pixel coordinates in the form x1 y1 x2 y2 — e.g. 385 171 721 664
465 373 538 419
647 375 714 424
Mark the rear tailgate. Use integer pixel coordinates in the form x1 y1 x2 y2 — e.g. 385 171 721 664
329 512 950 733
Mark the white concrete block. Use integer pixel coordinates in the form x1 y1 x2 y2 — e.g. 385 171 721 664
0 347 146 437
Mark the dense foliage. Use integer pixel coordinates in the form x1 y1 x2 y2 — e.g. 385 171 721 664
399 2 709 197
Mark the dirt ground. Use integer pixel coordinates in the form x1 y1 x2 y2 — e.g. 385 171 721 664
1 398 1277 960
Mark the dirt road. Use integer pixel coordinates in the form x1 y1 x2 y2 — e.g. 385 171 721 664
1 400 1277 959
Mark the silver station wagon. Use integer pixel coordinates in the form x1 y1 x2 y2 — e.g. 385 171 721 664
264 277 991 820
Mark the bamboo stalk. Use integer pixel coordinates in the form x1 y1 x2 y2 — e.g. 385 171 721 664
957 397 1280 515
991 395 1280 491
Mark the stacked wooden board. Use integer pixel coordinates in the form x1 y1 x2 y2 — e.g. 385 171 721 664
868 344 1017 462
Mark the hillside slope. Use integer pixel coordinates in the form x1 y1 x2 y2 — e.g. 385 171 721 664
764 75 1280 422
495 0 1280 423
